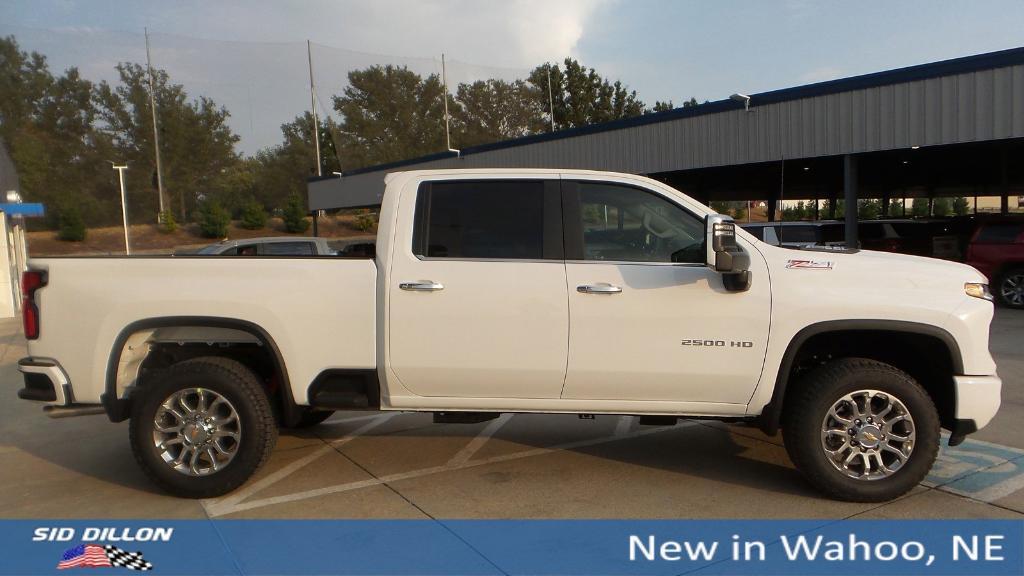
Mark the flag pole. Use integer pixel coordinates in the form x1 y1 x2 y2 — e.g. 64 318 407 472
547 66 556 132
144 28 166 220
307 40 322 177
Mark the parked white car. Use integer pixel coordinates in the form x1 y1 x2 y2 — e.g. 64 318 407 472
17 169 1000 502
195 236 337 256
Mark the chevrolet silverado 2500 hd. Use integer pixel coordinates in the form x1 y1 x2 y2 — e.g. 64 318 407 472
17 169 1001 502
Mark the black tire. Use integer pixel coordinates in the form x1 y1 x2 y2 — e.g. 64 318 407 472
129 356 277 498
782 358 940 502
996 267 1024 309
288 408 335 429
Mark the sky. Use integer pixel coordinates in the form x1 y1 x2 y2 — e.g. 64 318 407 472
2 0 1023 155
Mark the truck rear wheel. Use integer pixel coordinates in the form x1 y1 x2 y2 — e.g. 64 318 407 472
129 357 277 498
782 358 939 502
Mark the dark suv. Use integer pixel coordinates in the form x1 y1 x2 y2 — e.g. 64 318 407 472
966 220 1024 308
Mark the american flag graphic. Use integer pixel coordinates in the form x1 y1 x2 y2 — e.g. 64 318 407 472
57 544 153 571
57 545 111 569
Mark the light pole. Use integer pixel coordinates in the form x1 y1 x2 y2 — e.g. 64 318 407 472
111 164 131 255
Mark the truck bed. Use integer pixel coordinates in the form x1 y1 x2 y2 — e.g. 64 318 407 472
26 256 377 406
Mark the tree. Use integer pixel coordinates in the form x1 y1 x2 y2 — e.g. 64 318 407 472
953 196 970 216
821 199 845 219
911 198 930 217
282 193 310 233
158 210 178 233
249 114 338 213
933 197 952 217
452 79 545 147
0 36 115 228
332 65 445 170
650 100 674 113
196 199 230 238
888 199 905 217
239 198 267 230
782 201 809 221
858 199 882 219
57 204 86 241
527 59 646 130
94 62 240 222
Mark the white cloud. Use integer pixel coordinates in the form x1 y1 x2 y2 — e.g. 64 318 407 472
174 0 610 68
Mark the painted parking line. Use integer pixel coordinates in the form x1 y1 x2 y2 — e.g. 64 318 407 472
926 434 1024 503
206 418 690 517
201 413 399 517
447 414 513 467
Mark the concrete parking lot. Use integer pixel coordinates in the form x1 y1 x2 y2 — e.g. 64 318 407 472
1 311 1023 520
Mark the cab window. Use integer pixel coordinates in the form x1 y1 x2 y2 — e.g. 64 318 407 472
573 182 704 263
412 180 561 259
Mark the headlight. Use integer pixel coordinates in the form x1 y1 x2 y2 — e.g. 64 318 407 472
965 282 993 301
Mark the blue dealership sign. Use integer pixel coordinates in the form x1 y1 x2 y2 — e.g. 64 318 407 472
0 202 45 217
6 519 1023 575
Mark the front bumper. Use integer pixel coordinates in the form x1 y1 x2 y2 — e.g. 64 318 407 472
949 374 1002 445
17 357 72 405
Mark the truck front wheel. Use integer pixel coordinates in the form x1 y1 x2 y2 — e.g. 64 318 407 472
782 358 940 502
129 357 278 498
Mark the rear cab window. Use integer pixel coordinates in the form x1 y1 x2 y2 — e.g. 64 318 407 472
412 180 562 260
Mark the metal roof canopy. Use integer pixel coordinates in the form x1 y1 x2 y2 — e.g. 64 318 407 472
309 46 1024 211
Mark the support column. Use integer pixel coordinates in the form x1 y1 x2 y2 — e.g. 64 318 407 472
844 154 858 249
1001 148 1010 215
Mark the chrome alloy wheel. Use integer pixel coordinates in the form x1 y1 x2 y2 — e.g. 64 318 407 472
1001 273 1024 307
152 388 241 476
820 389 916 481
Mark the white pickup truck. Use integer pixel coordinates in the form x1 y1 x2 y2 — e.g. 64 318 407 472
17 169 1001 502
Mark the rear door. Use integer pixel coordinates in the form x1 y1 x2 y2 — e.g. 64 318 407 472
560 178 771 405
387 178 569 399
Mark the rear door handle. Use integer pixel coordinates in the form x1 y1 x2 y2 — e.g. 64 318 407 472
577 283 622 294
399 281 445 292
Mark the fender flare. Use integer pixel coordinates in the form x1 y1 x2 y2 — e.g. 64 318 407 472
99 316 301 426
758 319 963 435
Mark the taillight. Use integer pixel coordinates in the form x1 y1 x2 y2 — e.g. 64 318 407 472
22 270 46 340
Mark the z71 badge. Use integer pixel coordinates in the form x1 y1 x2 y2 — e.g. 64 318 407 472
786 259 833 270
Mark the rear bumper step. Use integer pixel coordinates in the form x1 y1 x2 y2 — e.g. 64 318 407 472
17 357 70 404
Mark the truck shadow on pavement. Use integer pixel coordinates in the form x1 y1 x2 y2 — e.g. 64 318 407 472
7 410 822 512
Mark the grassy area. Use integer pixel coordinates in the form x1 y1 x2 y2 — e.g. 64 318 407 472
28 214 377 256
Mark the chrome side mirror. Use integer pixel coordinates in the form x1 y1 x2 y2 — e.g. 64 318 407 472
705 214 751 291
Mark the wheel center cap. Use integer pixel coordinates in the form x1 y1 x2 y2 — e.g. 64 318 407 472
856 425 882 448
183 423 211 445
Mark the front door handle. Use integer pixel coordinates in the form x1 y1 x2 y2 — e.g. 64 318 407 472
577 283 622 294
400 280 445 292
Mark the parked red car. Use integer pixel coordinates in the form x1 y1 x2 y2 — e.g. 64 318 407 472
966 220 1024 308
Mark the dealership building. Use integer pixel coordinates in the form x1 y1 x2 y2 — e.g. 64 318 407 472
309 47 1024 242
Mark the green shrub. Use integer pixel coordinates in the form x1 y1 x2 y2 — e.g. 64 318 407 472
158 210 178 234
197 200 231 238
57 205 87 242
354 210 377 232
240 199 267 230
282 194 310 233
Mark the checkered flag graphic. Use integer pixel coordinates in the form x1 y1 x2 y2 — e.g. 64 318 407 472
104 545 154 571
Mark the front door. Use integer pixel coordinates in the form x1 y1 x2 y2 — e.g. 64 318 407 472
387 179 569 399
560 179 771 405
